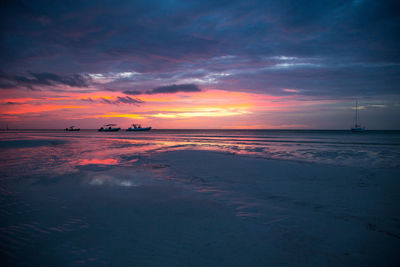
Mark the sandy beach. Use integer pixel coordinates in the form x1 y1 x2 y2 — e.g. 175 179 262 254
0 130 399 266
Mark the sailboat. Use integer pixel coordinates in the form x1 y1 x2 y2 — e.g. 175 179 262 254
351 100 365 132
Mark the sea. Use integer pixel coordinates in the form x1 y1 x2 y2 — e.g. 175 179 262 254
1 129 399 171
1 129 399 265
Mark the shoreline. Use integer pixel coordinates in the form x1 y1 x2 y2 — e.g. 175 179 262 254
1 139 399 266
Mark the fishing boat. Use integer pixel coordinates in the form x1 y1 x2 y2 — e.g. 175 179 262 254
98 124 121 132
65 126 80 131
126 124 151 131
351 100 365 132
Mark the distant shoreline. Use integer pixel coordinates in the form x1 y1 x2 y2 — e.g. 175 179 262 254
1 129 400 131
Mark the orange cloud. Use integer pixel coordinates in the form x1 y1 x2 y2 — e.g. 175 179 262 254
95 113 146 119
0 87 340 129
1 105 89 115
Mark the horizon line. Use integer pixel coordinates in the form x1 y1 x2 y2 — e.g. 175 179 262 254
1 128 400 131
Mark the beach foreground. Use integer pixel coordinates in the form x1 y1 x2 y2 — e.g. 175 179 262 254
1 131 399 266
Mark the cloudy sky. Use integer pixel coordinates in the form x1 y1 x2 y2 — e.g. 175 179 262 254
1 0 399 129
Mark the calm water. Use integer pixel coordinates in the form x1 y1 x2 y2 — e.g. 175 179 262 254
1 129 399 265
1 129 400 172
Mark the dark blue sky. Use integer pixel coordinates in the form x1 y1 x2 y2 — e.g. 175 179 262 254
1 0 399 129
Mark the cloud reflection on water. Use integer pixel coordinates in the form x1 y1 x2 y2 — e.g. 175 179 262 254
0 130 399 181
89 174 139 187
77 158 118 166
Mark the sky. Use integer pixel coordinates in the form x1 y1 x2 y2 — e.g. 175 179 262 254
0 0 399 129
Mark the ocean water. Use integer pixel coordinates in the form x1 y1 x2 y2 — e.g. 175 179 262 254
1 129 399 172
1 129 399 265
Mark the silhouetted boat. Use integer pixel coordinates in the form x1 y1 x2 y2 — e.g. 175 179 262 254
65 126 80 131
126 124 151 131
98 124 121 132
351 100 365 132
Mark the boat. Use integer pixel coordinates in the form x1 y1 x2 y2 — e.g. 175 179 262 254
351 100 365 132
126 124 152 131
98 124 121 132
65 126 80 131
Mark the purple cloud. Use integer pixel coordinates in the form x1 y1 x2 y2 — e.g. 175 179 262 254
124 84 201 95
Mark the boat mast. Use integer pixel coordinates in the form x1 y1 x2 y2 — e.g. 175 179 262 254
355 99 358 127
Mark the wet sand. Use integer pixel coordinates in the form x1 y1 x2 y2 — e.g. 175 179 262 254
1 148 399 266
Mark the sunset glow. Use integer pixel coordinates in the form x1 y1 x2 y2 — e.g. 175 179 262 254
0 1 399 129
0 86 342 129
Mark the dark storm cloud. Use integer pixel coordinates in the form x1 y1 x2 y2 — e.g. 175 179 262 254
27 72 91 87
150 84 201 94
81 96 143 105
115 96 144 104
0 71 91 90
123 90 143 95
0 0 399 97
124 84 201 95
